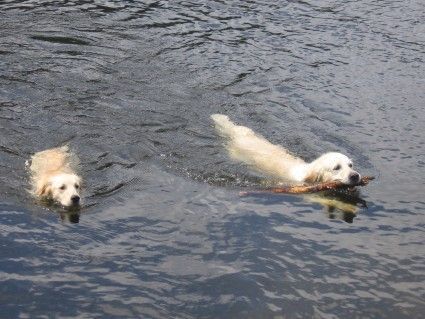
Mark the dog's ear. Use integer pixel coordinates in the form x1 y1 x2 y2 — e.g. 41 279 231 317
38 182 52 198
304 171 320 184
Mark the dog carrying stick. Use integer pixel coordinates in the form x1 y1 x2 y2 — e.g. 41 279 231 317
241 176 374 196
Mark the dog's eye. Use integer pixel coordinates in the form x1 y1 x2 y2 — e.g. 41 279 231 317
334 164 341 171
75 184 79 189
59 185 66 190
348 163 353 168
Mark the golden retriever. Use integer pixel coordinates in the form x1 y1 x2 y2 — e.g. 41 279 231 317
211 114 361 185
28 146 82 207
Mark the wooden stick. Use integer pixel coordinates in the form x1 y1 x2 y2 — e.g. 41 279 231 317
240 176 375 196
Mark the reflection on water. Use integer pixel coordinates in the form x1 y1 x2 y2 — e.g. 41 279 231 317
60 210 81 224
0 0 424 318
306 190 368 223
242 188 368 223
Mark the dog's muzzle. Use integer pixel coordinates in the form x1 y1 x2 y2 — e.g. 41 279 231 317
349 172 360 184
71 195 80 205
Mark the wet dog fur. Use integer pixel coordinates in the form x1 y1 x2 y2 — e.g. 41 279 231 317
211 114 361 185
28 146 81 207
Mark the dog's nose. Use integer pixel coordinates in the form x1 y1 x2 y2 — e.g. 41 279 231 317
71 195 80 204
349 172 360 183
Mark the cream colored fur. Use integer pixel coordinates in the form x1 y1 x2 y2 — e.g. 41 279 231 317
28 146 81 207
211 114 360 185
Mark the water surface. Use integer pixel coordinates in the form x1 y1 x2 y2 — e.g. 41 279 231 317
0 1 424 318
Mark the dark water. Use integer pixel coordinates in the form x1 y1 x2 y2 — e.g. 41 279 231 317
1 1 424 318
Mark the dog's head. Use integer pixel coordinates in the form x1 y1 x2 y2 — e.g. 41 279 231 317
305 152 361 185
39 173 82 207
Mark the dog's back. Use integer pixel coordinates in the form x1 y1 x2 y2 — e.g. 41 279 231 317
211 114 307 182
29 146 75 178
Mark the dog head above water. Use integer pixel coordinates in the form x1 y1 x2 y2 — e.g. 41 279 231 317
40 173 82 207
305 152 361 185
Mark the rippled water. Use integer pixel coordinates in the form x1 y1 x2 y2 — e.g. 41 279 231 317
1 1 424 318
